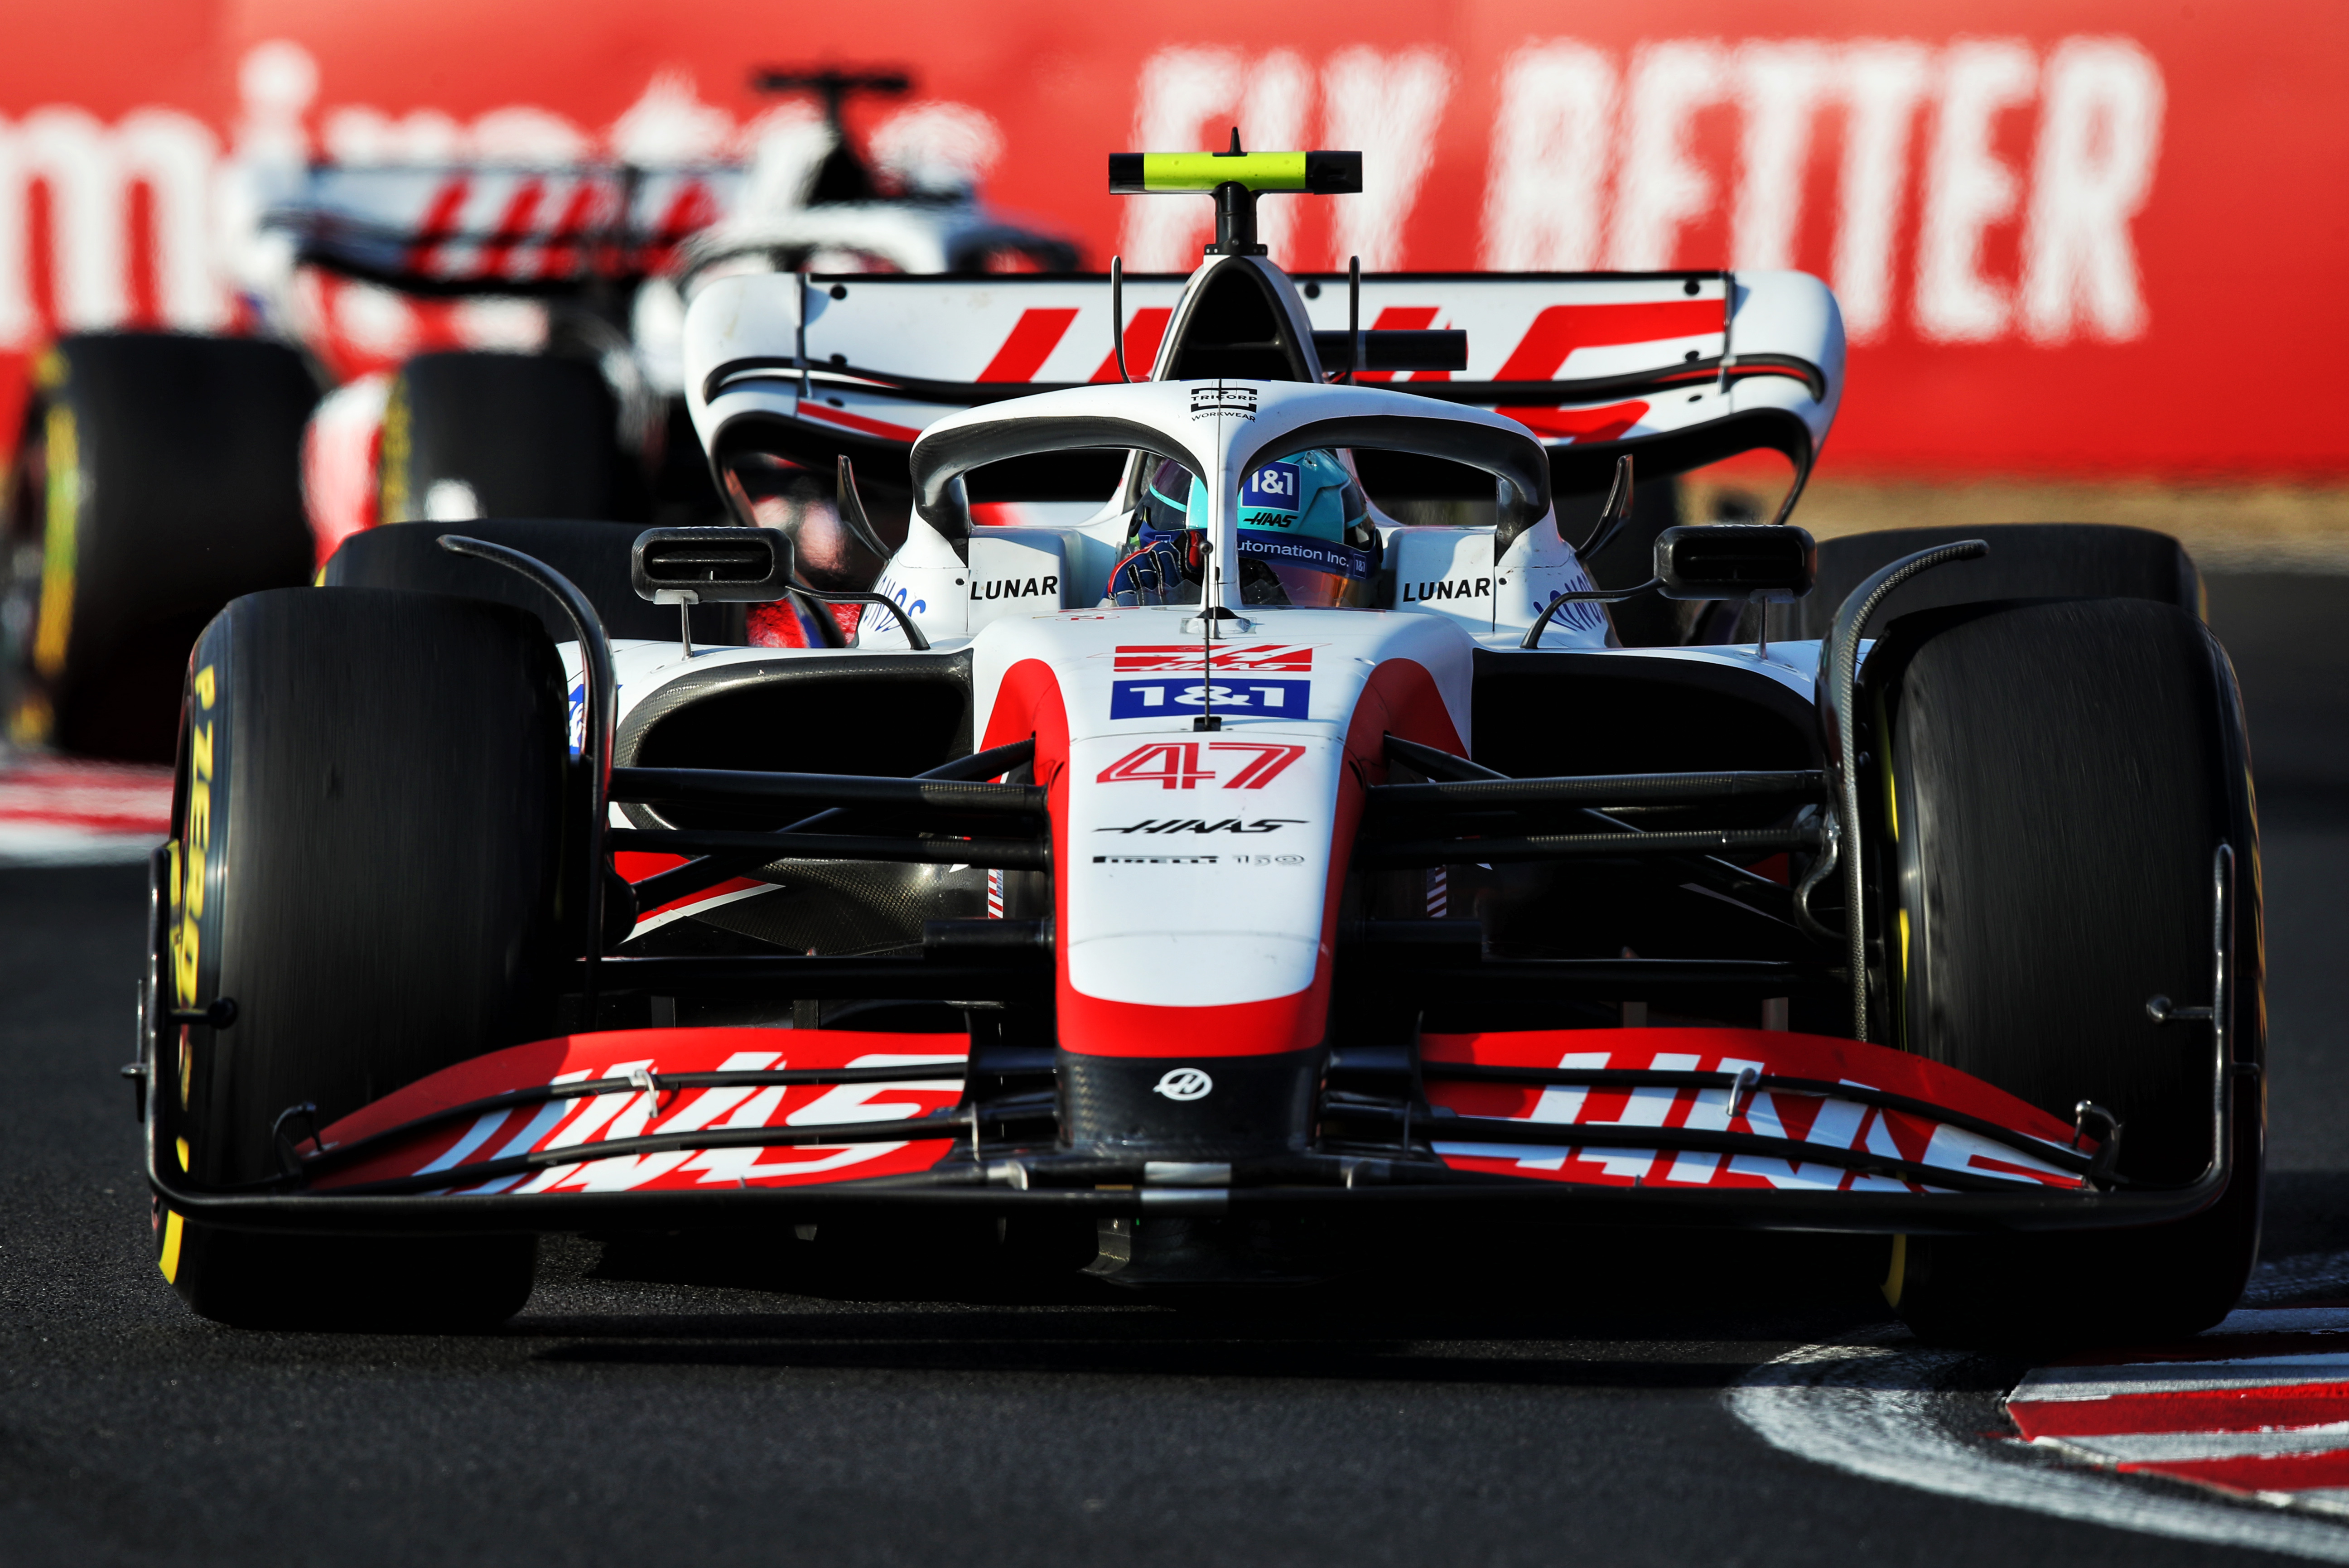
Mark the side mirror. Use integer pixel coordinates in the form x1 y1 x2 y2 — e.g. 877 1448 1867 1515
1654 524 1816 602
631 526 796 604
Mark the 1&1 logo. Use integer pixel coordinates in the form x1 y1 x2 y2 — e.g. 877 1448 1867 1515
1110 677 1307 720
1240 461 1301 525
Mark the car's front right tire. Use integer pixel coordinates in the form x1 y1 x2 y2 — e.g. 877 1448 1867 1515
1867 596 2262 1350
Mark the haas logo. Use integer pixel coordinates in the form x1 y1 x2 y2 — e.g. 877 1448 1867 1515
1153 1068 1214 1101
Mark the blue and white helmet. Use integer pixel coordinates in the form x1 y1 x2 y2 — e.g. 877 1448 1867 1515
1144 449 1366 541
1116 452 1378 608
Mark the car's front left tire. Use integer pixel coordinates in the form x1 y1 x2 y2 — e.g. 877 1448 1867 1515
154 586 571 1330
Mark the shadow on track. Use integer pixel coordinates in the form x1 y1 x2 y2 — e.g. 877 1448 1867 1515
523 1223 1920 1388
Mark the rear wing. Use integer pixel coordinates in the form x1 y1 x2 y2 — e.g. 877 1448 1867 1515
264 166 1079 294
265 164 751 291
684 269 1843 499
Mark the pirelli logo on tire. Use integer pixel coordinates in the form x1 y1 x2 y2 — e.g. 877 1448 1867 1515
171 661 220 1026
31 403 79 681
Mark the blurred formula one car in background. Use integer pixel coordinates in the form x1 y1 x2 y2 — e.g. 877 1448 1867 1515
1 67 1076 761
141 145 2259 1351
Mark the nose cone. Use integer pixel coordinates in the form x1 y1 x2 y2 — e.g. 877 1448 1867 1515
1060 1048 1322 1157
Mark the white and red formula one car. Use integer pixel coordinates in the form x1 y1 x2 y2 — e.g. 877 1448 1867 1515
140 147 2260 1345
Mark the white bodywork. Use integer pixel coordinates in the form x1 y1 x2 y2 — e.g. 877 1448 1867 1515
682 268 1842 466
635 249 1845 1049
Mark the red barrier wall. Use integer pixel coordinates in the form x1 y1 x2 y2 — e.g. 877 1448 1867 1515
0 0 2341 478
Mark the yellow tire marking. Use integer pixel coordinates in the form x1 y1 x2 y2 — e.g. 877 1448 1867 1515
7 691 53 745
159 1208 184 1283
31 404 79 679
1881 1233 1907 1308
377 376 411 525
174 1136 189 1172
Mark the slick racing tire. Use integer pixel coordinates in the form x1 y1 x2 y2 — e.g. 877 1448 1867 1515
1766 522 2199 643
378 352 645 526
157 587 569 1330
322 518 743 645
1 334 318 761
1867 597 2261 1350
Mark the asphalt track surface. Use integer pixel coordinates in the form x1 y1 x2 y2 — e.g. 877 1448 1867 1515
4 572 2344 1567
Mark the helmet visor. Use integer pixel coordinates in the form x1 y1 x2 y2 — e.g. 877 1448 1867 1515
1237 530 1377 609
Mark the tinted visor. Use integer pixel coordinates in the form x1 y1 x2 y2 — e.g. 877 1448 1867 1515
1237 529 1376 609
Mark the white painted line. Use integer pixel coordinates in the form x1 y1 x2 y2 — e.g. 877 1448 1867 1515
1729 1330 2349 1562
2219 1310 2349 1336
2015 1356 2349 1402
0 828 161 866
627 880 777 939
0 752 172 866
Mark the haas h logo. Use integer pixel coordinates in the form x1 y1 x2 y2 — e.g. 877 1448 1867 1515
1153 1068 1214 1101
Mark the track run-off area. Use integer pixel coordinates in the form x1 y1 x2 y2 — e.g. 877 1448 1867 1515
3 571 2345 1567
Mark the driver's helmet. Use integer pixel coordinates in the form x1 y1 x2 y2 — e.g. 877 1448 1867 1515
1108 451 1379 608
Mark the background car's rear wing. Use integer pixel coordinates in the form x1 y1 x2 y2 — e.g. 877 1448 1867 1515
685 269 1844 502
267 165 1081 293
267 164 753 291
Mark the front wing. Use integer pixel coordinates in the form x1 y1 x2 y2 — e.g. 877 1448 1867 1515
146 1023 2240 1237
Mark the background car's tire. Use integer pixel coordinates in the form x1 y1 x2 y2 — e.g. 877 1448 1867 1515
321 518 742 645
1 334 318 761
1765 522 2200 643
378 352 645 526
158 586 571 1330
1866 597 2262 1348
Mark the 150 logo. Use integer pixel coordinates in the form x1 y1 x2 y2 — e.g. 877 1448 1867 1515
1110 677 1307 719
1095 741 1307 790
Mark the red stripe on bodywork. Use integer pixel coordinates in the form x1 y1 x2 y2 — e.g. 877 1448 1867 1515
610 849 770 925
1500 400 1650 443
614 850 689 881
798 402 925 443
979 308 1080 382
1050 657 1466 1059
1493 300 1724 381
637 876 767 924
